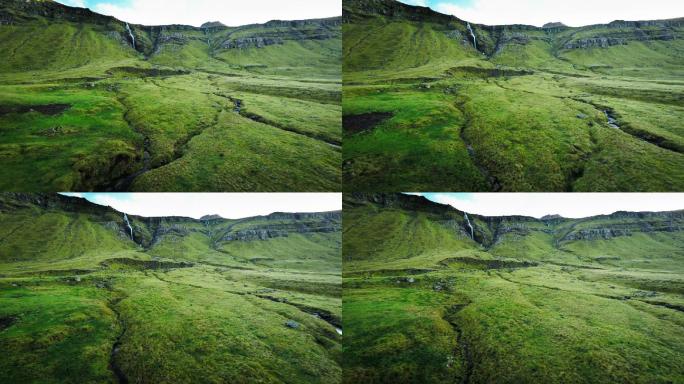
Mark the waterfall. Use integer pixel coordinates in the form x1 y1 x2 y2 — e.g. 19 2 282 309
125 22 136 49
464 213 474 240
123 213 133 239
467 22 477 51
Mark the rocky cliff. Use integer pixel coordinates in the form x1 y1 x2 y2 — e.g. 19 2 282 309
0 193 342 254
346 193 684 248
344 0 683 56
0 0 342 57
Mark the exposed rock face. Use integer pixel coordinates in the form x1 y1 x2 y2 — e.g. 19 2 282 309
221 219 341 242
564 37 628 49
157 32 189 45
563 26 679 49
201 21 226 29
1 1 341 58
347 193 684 248
562 228 632 241
493 31 535 54
0 194 342 252
200 215 223 221
607 19 684 28
542 22 567 29
220 37 283 49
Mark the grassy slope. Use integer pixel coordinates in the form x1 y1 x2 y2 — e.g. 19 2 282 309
343 2 684 191
0 4 342 191
342 194 684 383
0 195 342 383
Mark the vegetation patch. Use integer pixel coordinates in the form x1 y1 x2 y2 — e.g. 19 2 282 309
439 256 538 269
343 193 684 383
343 0 684 191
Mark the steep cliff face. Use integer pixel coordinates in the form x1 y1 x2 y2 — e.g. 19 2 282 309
344 0 683 59
0 193 342 267
0 0 342 69
346 193 684 251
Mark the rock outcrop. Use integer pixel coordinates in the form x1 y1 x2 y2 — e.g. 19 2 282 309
347 193 684 248
220 36 283 49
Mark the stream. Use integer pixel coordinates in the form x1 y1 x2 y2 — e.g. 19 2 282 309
108 298 129 384
604 110 620 129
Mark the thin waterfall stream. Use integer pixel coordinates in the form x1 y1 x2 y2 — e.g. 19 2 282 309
464 213 474 240
467 22 477 50
125 22 136 49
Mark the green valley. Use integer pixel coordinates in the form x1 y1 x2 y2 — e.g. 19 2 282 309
0 0 341 191
0 193 342 383
343 0 684 191
342 193 684 383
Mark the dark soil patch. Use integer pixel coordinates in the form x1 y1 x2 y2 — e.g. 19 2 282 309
446 66 534 79
100 258 194 271
107 66 190 78
0 103 71 116
343 112 393 135
0 316 17 331
440 257 538 270
345 268 435 278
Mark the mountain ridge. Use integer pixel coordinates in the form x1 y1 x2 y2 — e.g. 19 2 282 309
347 192 684 221
346 0 683 30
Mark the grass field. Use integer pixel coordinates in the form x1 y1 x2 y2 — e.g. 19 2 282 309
0 0 341 191
0 193 342 383
342 0 684 191
342 193 684 383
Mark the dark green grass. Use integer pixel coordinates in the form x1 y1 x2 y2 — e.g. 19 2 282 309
342 195 684 383
0 195 342 383
343 6 684 191
0 8 342 192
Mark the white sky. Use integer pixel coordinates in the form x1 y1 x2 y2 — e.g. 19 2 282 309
401 0 683 27
58 0 341 27
411 193 684 218
62 193 341 219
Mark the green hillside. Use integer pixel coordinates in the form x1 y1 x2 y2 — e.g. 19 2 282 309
0 0 342 191
0 193 342 383
343 193 684 383
343 0 684 191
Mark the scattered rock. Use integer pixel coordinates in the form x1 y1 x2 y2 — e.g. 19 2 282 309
576 113 588 119
285 320 300 329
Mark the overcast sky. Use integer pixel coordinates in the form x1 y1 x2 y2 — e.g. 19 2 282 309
57 0 341 26
62 193 341 219
399 0 683 27
410 193 684 218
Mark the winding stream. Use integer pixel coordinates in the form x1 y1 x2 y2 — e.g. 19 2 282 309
108 298 129 384
604 110 620 129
